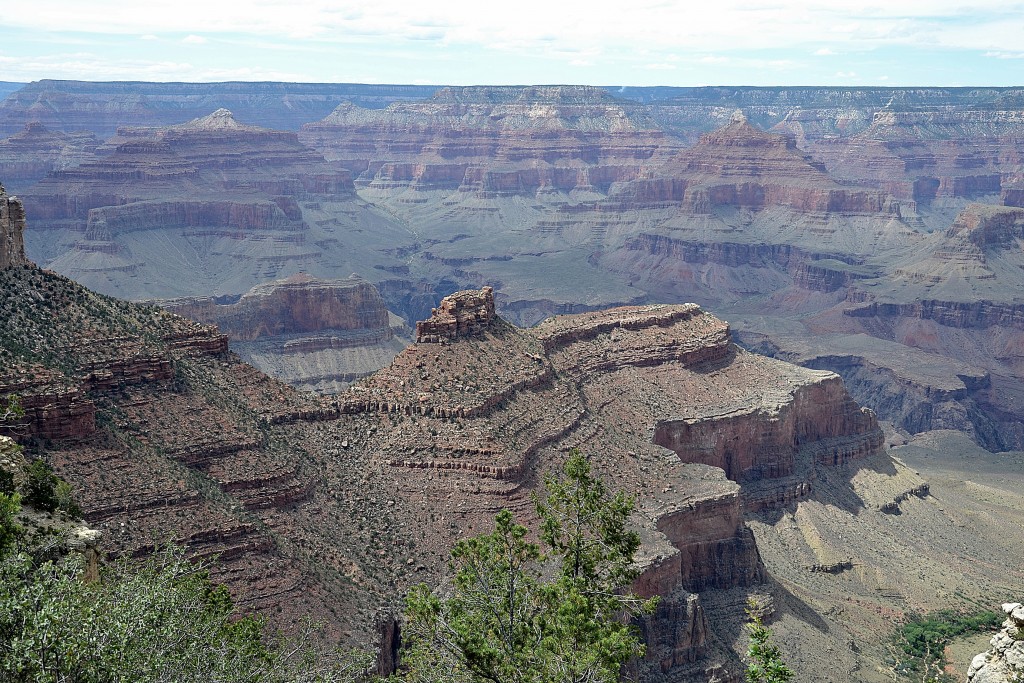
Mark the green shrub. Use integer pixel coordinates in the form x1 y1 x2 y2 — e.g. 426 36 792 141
892 609 1004 681
21 459 59 513
0 493 21 553
400 450 657 683
0 544 370 683
0 469 13 496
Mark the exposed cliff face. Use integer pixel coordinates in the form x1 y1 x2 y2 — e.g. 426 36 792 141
0 80 440 137
299 85 679 199
653 374 881 482
416 286 495 342
19 109 416 301
804 109 1024 214
788 204 1024 448
0 184 30 268
0 122 100 192
160 274 410 393
647 115 907 221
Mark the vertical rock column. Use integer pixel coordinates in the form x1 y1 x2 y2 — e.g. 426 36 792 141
0 184 30 268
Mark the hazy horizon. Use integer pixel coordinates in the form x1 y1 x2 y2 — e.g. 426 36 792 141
3 1 1023 87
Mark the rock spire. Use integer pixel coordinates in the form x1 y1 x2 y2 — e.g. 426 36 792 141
0 183 30 268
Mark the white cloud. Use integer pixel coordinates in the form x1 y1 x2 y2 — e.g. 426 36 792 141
835 70 858 78
984 50 1024 59
4 1 1023 55
3 0 1023 84
0 52 312 82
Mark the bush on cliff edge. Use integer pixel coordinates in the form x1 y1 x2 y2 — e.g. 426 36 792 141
399 449 658 683
0 491 369 683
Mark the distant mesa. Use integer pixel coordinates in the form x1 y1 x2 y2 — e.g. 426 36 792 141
159 273 411 394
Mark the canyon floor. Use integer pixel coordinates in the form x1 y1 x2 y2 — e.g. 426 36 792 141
750 428 1024 682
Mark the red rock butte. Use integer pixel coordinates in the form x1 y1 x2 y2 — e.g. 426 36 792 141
415 286 496 343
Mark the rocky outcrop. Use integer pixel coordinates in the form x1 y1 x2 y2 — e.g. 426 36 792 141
416 286 495 343
0 185 29 268
967 603 1024 683
163 273 391 342
653 374 882 481
636 593 712 672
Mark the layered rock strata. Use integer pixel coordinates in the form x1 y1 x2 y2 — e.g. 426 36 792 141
20 109 415 300
0 123 100 191
0 80 440 137
415 286 495 342
811 203 1024 449
806 109 1024 207
311 292 880 679
160 274 410 393
0 257 369 643
300 86 680 199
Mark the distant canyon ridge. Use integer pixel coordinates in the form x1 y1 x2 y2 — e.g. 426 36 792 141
2 80 1024 451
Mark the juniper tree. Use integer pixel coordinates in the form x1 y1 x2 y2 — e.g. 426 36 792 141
402 449 657 683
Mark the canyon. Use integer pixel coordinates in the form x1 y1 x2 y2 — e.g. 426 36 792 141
3 81 1024 679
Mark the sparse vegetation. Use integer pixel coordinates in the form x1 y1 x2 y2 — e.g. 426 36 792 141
0 490 369 683
889 609 1003 682
398 450 657 683
744 600 794 683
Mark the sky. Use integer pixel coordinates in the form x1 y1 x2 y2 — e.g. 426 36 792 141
1 0 1023 86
